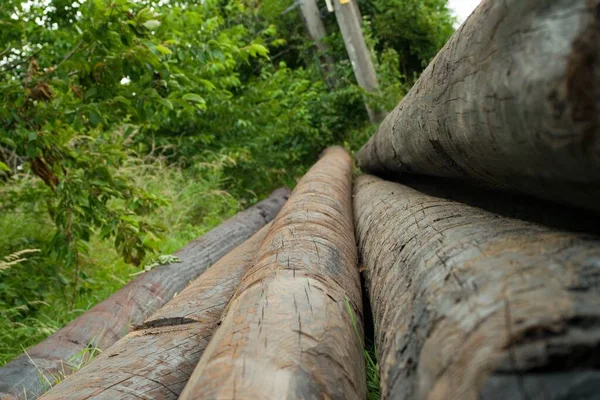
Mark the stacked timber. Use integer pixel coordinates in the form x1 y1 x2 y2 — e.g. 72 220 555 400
180 146 366 399
0 188 289 400
353 0 600 398
40 224 272 399
3 0 600 398
356 0 600 211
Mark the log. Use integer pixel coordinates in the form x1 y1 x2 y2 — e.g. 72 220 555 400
0 189 289 400
356 0 600 211
40 224 271 400
180 147 365 399
353 175 600 400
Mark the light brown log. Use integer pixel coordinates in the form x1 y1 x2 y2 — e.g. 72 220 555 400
0 189 289 400
39 224 271 400
353 175 600 400
180 147 365 400
357 0 600 211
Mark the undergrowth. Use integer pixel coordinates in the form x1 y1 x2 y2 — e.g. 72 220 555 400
0 155 240 365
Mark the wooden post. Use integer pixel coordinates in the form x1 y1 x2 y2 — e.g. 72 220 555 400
354 175 600 399
0 189 289 400
333 0 386 123
357 0 600 211
298 0 337 86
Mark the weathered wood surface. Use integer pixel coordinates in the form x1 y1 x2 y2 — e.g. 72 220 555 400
40 224 272 400
180 147 365 399
0 189 289 400
353 175 600 400
398 175 600 235
357 0 600 211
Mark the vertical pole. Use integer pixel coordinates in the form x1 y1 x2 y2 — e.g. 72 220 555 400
333 0 387 123
298 0 337 86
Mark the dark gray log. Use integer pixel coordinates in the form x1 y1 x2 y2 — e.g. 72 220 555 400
0 189 289 400
180 147 365 400
353 175 600 400
40 225 271 400
357 0 600 211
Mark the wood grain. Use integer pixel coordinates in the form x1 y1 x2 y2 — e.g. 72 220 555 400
180 147 365 400
354 175 600 400
40 224 272 400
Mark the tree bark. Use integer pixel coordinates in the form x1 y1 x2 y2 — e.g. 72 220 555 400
397 174 600 235
39 225 271 400
353 175 600 400
180 147 365 400
356 0 600 211
0 189 289 400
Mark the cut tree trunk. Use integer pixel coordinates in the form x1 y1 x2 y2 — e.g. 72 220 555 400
40 224 272 400
353 175 600 400
0 189 289 400
356 0 600 211
180 147 365 400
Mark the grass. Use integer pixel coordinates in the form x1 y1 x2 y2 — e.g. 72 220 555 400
347 298 381 400
0 155 242 366
29 342 102 393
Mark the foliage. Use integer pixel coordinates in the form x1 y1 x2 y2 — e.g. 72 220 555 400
363 0 456 74
0 155 240 365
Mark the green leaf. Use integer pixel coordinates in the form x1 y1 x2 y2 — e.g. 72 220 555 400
28 131 38 142
158 98 173 110
248 43 269 58
199 79 216 91
156 44 172 55
0 162 9 172
182 93 205 104
57 273 70 286
143 20 161 30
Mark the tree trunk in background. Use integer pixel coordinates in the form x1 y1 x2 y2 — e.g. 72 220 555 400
353 175 600 400
299 0 337 87
0 189 289 400
333 0 386 123
40 225 271 400
180 147 365 400
357 0 600 211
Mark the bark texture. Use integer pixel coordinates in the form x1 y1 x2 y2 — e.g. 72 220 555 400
398 175 600 235
353 175 600 400
0 189 289 400
180 147 365 400
357 0 600 211
40 225 271 400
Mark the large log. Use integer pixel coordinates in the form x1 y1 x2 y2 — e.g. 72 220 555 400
40 224 271 400
353 175 600 400
180 147 365 399
356 0 600 211
0 189 289 400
